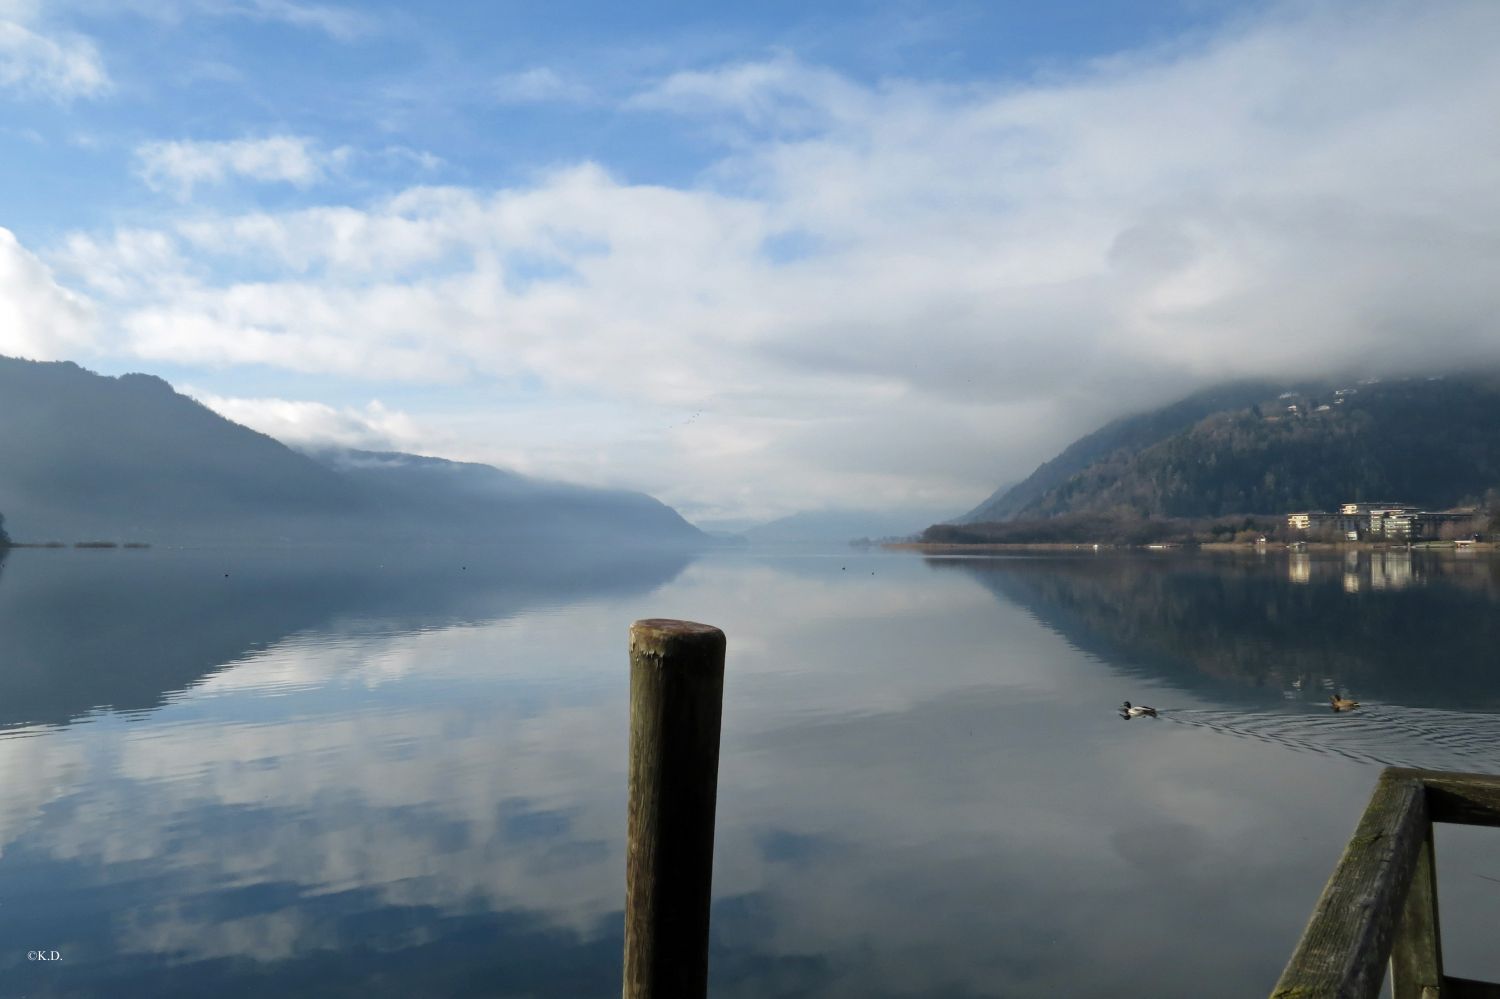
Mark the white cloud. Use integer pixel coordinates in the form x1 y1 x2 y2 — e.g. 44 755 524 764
0 15 108 99
627 51 871 132
186 390 427 451
42 0 1500 518
59 0 372 41
379 145 444 172
493 67 591 105
0 226 98 359
236 0 369 40
56 227 195 299
134 135 348 198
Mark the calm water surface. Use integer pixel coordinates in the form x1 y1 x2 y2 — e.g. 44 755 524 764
3 544 1500 997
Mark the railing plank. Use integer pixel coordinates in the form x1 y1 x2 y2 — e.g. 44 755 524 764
1413 770 1500 827
1389 825 1442 999
1270 771 1429 999
1444 976 1500 999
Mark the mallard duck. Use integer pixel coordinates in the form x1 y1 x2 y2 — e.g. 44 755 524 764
1121 700 1158 718
1330 694 1360 712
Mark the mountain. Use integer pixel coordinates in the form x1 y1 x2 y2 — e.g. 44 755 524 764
307 448 702 545
739 507 954 544
961 375 1500 523
0 356 703 546
957 380 1328 523
0 357 365 543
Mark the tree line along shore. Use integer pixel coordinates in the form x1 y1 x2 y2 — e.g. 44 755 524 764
913 507 1500 551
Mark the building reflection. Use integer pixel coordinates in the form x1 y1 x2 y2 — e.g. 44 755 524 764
1369 550 1415 591
1281 550 1421 591
1288 553 1311 584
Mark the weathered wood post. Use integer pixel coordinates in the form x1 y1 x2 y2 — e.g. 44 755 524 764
623 619 726 999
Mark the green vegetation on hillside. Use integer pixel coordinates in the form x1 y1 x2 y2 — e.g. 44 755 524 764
979 376 1500 524
924 513 1285 547
956 380 1330 523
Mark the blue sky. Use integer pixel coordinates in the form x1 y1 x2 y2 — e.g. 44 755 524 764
3 0 1499 523
5 2 1245 238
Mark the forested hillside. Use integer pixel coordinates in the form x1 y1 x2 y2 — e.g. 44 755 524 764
966 376 1500 523
956 380 1324 523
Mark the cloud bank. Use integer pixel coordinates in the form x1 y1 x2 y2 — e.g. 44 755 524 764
0 227 96 359
188 390 426 452
27 0 1500 517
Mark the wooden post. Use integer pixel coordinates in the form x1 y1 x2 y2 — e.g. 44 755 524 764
623 619 726 999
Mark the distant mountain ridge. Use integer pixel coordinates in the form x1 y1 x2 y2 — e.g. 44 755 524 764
739 507 953 544
961 375 1500 523
307 447 701 545
0 356 703 546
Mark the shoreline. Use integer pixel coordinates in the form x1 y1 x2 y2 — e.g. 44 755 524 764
886 540 1499 555
7 541 153 549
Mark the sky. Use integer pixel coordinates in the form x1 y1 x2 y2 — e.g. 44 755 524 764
2 0 1499 525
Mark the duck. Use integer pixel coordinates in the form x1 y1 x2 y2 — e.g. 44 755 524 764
1329 694 1360 712
1121 700 1158 719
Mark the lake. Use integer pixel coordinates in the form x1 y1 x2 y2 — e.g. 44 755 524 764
3 544 1500 997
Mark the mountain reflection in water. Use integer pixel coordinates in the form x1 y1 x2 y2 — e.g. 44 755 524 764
931 549 1500 709
0 544 693 729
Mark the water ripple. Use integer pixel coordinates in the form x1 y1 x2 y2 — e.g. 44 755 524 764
1156 705 1500 771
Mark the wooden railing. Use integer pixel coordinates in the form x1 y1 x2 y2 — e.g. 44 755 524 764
1271 767 1500 999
